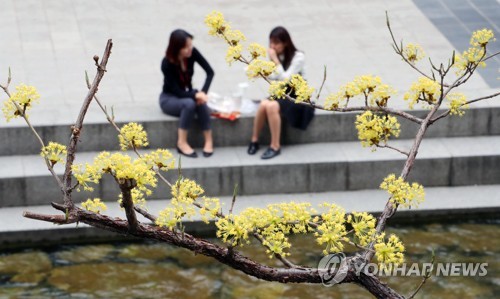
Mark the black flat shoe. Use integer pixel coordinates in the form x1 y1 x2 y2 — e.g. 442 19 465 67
202 151 213 157
247 142 260 155
177 146 198 158
261 147 280 159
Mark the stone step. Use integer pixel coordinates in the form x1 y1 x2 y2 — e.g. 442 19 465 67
1 102 499 156
1 184 499 248
1 136 499 208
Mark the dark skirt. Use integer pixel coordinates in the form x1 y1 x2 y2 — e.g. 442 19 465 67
277 97 315 130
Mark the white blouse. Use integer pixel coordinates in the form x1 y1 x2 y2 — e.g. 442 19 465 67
268 51 305 81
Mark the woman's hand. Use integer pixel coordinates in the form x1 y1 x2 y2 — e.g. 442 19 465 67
268 48 280 65
195 91 208 105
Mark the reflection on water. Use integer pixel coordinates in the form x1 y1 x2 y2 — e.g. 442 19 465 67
0 220 498 298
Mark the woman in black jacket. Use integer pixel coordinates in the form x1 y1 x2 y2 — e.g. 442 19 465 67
159 29 215 158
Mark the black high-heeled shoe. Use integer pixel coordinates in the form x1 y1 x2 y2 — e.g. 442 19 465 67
177 146 198 158
202 150 213 157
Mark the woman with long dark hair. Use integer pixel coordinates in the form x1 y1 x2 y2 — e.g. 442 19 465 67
247 26 314 159
160 29 215 158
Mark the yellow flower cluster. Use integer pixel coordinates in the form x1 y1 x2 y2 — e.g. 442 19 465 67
40 142 67 165
81 198 107 214
225 44 243 65
454 29 494 74
446 92 469 116
370 84 397 107
380 174 425 208
155 177 222 230
246 59 276 79
142 149 175 171
248 43 267 59
404 77 441 109
347 212 377 246
2 84 40 122
72 152 157 194
225 29 246 46
374 233 405 271
314 203 348 255
402 43 425 63
354 75 382 94
470 29 495 47
454 47 486 73
290 74 315 103
268 80 289 100
204 11 228 36
156 178 207 229
199 196 221 224
355 111 401 149
118 122 149 151
216 215 252 247
325 75 395 109
156 207 180 230
216 202 315 256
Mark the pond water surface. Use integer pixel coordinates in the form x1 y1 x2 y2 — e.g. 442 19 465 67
0 220 498 298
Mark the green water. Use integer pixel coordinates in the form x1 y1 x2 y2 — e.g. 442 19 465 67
0 220 498 299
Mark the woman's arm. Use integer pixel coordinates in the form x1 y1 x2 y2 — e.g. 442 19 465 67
192 47 215 93
268 51 305 81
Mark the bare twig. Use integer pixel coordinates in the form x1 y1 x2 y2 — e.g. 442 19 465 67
229 184 238 215
408 250 435 299
316 65 327 100
376 144 409 156
135 206 157 223
430 91 500 123
62 39 113 208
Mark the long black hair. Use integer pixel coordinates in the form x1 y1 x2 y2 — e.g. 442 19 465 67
166 29 193 64
269 26 297 70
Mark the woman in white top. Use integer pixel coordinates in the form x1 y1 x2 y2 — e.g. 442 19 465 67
247 26 315 159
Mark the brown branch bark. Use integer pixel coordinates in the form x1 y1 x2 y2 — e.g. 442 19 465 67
62 39 113 208
22 206 403 298
119 179 139 233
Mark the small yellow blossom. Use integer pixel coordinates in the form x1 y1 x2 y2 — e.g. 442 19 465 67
216 215 251 247
470 29 495 47
118 122 149 151
446 92 468 116
198 196 221 224
225 29 246 46
347 212 377 246
370 84 397 107
380 174 425 208
82 198 107 214
262 230 291 258
403 43 425 63
289 74 314 103
143 149 175 171
40 142 67 165
324 92 344 110
248 43 267 59
354 75 382 94
268 80 289 100
355 111 401 149
404 77 441 109
246 59 276 79
156 207 180 230
315 203 348 255
225 44 243 65
205 11 228 36
2 84 40 122
374 233 405 271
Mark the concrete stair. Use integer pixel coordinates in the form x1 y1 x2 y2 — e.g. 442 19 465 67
0 108 500 207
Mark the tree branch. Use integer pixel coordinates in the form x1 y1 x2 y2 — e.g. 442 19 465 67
62 39 113 208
